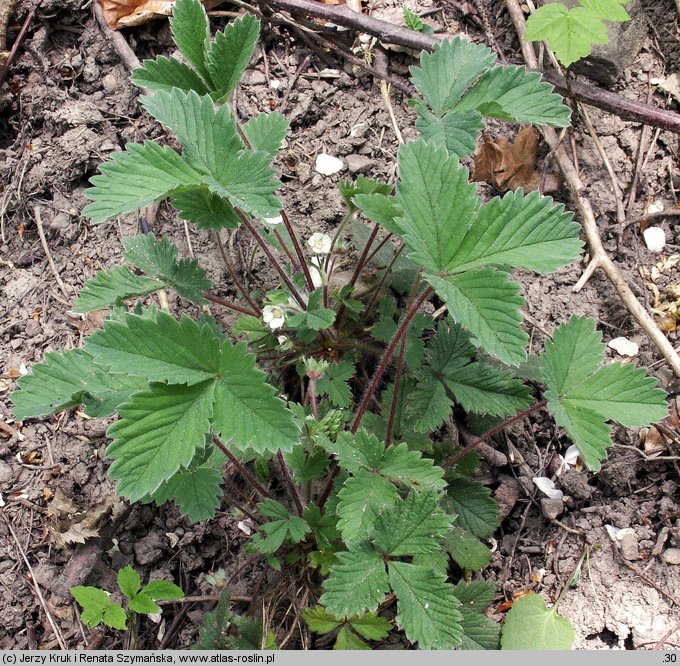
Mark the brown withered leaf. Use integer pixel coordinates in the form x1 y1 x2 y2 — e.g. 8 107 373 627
98 0 174 29
46 489 115 549
472 127 560 194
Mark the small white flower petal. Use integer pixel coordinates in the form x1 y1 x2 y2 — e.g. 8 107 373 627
564 445 580 466
307 232 332 255
263 215 283 226
608 337 639 357
533 476 563 500
308 264 324 289
237 520 254 535
315 153 344 176
644 227 666 253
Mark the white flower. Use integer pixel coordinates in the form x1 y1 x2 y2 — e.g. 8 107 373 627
308 232 332 255
263 215 283 226
277 335 288 345
262 305 286 330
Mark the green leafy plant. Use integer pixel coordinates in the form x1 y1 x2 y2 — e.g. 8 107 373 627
71 566 183 630
525 0 631 67
12 0 667 650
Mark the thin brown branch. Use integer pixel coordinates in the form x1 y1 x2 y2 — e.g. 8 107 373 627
0 0 36 86
505 0 680 378
34 206 70 300
203 291 260 317
213 436 273 499
252 0 680 134
92 0 140 70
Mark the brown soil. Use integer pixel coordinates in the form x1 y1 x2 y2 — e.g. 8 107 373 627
1 0 679 651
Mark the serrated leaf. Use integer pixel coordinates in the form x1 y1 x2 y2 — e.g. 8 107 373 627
141 89 242 175
336 471 399 543
580 0 629 21
103 605 128 630
128 593 160 615
212 342 300 454
396 139 478 273
153 465 223 521
84 142 205 224
107 380 215 501
388 561 463 649
501 593 575 650
414 103 484 159
321 546 389 618
373 491 450 556
256 520 289 553
131 56 210 95
324 430 384 473
459 610 501 650
446 189 581 274
428 320 476 373
412 551 449 576
75 266 164 313
352 193 403 235
446 479 499 539
444 363 531 417
349 613 392 640
410 38 496 116
302 606 343 635
334 626 370 649
316 361 354 409
141 580 184 600
118 566 141 599
454 64 571 126
71 586 111 627
525 4 608 67
12 349 146 421
427 270 527 366
340 176 392 210
446 527 491 571
193 590 234 649
379 443 447 490
86 311 221 385
543 316 667 471
244 112 289 158
171 187 241 230
408 374 453 433
206 14 260 99
453 580 496 611
170 0 211 83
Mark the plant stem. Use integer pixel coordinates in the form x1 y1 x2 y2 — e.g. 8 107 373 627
351 285 433 433
385 334 407 447
214 231 262 315
276 451 305 516
441 401 547 469
307 378 319 419
364 232 393 267
213 436 273 499
273 227 301 272
203 292 260 317
280 209 316 291
363 242 406 314
236 209 308 309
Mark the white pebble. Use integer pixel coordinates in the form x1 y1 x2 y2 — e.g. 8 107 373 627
608 337 639 357
643 227 666 253
315 153 344 176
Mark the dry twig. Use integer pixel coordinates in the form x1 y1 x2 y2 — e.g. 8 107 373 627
34 206 70 300
504 0 680 377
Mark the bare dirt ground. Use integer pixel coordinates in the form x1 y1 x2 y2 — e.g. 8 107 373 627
0 0 679 650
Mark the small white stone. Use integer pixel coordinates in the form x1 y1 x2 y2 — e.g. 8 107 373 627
643 227 666 253
315 153 344 176
237 520 254 535
605 525 635 542
533 476 563 500
269 79 282 90
648 199 665 215
608 336 639 357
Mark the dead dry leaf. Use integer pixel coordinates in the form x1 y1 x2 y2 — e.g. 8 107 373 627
97 0 174 29
472 127 560 194
46 489 115 549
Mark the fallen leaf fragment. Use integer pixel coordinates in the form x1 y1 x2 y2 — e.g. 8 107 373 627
97 0 174 29
47 489 114 548
608 337 639 357
472 127 560 193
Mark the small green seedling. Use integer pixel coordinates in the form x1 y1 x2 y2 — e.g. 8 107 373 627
71 566 184 630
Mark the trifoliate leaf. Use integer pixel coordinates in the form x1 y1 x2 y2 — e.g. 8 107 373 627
320 546 389 618
446 527 491 572
373 491 450 556
169 0 211 83
316 361 354 408
103 605 128 630
244 112 289 158
445 479 499 539
388 561 463 649
524 3 608 68
206 14 260 99
107 380 215 501
410 38 496 116
304 504 341 550
131 56 210 95
12 349 146 421
117 566 141 599
379 443 446 490
285 445 330 482
84 142 205 224
543 316 667 470
302 606 343 634
408 373 453 433
427 270 527 366
336 471 399 543
349 613 392 641
71 586 124 629
128 593 160 615
152 465 223 521
171 187 241 230
334 626 370 649
500 593 575 650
